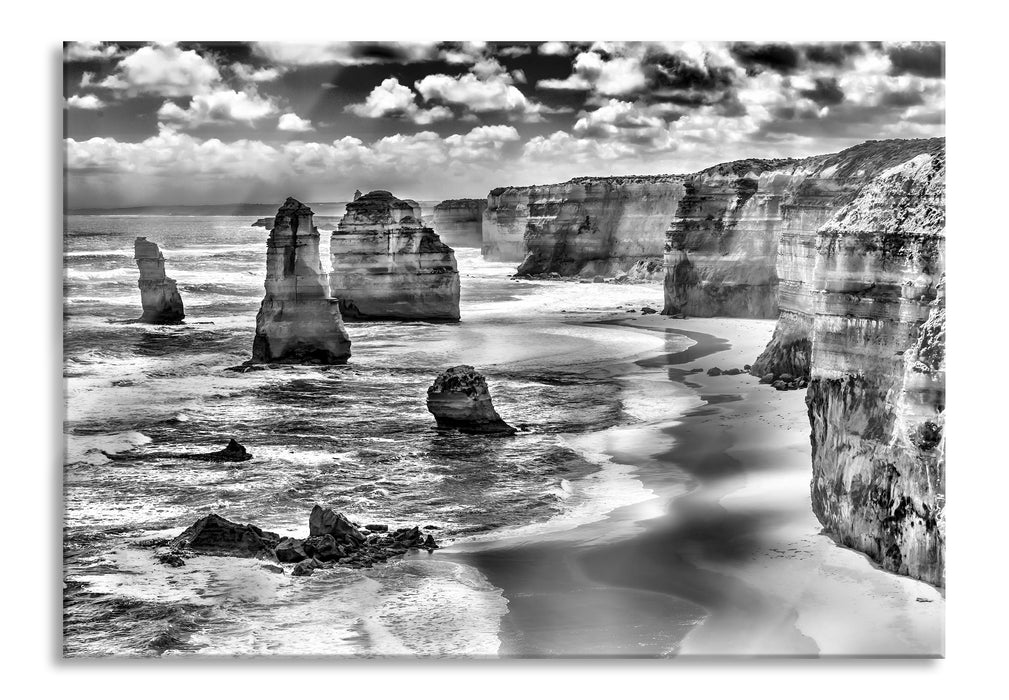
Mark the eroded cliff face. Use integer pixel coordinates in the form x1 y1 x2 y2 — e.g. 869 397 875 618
330 190 460 321
509 177 686 278
134 237 185 323
804 151 945 586
432 199 487 249
251 198 351 364
483 187 530 262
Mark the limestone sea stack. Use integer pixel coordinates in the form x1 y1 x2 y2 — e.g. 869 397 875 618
426 365 515 435
133 237 185 323
431 198 487 248
329 190 460 321
251 197 351 364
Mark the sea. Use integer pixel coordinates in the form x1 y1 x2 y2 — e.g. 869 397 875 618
62 215 690 657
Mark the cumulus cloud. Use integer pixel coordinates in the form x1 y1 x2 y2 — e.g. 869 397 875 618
572 99 673 149
231 62 284 83
346 77 453 124
277 113 314 132
415 71 547 120
156 89 278 127
99 43 222 97
64 42 121 62
66 94 106 110
538 42 571 56
886 42 944 78
498 45 533 58
252 42 439 66
538 51 647 96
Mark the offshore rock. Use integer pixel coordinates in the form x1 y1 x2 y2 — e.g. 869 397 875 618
251 198 352 364
133 237 185 323
170 514 280 558
805 148 945 586
100 438 252 462
308 505 366 545
330 190 460 321
426 365 516 434
432 198 487 248
486 176 686 276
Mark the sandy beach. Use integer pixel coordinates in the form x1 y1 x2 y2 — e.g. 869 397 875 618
448 314 945 657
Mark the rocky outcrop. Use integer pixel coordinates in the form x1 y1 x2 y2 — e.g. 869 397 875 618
432 198 487 248
133 238 185 323
426 365 515 434
484 176 686 277
251 198 352 364
162 506 439 572
803 150 945 586
329 190 460 321
101 438 253 462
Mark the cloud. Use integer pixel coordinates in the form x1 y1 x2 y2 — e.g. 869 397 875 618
231 62 284 83
346 77 453 124
572 99 673 149
66 94 106 110
729 42 802 75
99 43 222 97
156 89 278 127
252 42 439 66
886 42 944 78
538 51 647 96
797 77 845 106
415 71 547 120
64 42 121 62
538 42 572 56
498 45 532 58
277 113 314 132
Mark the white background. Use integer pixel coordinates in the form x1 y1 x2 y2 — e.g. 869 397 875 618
2 1 1004 696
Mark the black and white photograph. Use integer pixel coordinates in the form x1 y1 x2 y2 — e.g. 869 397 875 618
58 36 948 659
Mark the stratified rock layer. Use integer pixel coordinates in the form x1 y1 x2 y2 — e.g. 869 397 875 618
330 190 460 321
426 365 515 434
432 198 487 248
804 150 945 586
484 177 686 277
251 197 351 364
133 237 185 323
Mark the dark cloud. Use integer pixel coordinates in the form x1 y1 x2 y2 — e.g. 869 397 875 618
629 49 741 108
729 43 801 75
879 90 925 108
887 42 944 77
799 77 845 106
802 42 865 66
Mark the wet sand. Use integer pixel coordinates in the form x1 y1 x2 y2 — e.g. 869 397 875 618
445 315 944 657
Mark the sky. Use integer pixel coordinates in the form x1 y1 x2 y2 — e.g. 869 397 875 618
63 40 944 208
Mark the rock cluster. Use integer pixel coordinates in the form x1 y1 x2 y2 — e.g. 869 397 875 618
133 237 185 323
101 438 253 462
426 365 515 435
431 198 487 248
329 190 460 321
162 506 439 574
250 198 352 365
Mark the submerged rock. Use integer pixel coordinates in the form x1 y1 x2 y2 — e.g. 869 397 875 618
170 514 280 558
101 438 252 462
330 190 460 321
251 198 352 365
426 365 516 435
134 237 185 324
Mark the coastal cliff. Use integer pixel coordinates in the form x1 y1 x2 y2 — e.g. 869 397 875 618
483 177 686 277
804 150 945 586
432 199 486 248
329 190 460 321
251 198 351 364
133 237 185 323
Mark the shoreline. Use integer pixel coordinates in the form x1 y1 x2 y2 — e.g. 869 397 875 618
445 315 944 657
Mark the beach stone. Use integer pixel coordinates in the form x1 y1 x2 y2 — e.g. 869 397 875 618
760 373 775 384
772 380 787 391
303 534 343 561
724 368 743 375
275 537 308 563
706 367 723 376
640 307 658 315
743 364 752 371
291 560 318 577
171 514 280 558
309 505 366 544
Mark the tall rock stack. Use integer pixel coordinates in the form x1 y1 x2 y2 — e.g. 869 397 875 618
432 199 487 248
805 150 945 586
251 197 351 364
133 237 185 323
329 190 460 321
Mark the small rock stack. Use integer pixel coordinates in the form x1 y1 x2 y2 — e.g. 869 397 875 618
426 365 516 435
134 237 185 324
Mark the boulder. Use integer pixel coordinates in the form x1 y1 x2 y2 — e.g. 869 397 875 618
303 534 344 561
275 537 308 563
426 365 516 435
772 380 787 391
640 307 658 315
292 560 318 577
706 367 722 376
308 505 366 544
760 373 775 384
724 368 743 375
365 524 388 532
170 514 279 558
